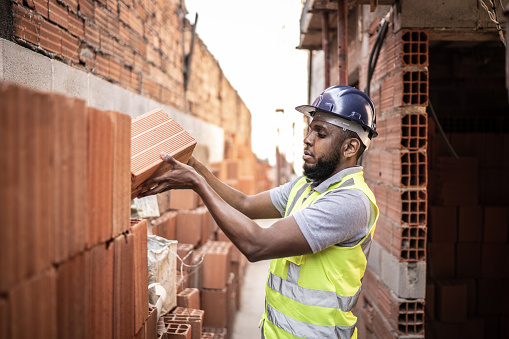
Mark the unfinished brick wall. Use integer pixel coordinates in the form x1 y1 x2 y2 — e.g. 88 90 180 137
0 82 152 339
9 0 252 149
354 26 430 339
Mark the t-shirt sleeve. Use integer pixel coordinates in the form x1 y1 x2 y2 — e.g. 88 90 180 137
292 188 372 253
269 176 304 217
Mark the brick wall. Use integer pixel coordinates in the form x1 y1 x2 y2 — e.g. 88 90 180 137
354 20 429 339
9 0 252 149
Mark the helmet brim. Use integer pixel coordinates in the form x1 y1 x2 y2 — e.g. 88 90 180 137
295 105 378 138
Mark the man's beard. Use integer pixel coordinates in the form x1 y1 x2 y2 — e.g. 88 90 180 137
303 147 342 181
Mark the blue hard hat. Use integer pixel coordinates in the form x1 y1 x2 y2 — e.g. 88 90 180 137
295 85 378 138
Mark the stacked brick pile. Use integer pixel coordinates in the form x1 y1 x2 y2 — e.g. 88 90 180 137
210 138 274 196
425 118 509 338
355 29 430 338
150 188 249 339
0 81 156 338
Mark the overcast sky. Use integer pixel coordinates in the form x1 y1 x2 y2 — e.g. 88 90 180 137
184 0 309 169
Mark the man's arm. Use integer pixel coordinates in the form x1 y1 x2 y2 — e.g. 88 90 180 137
139 154 312 262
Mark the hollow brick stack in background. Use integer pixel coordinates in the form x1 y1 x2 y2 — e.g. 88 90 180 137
0 81 154 339
149 185 249 339
355 29 429 339
425 117 509 338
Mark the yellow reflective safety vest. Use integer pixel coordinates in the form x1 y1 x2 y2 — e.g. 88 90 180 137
260 171 379 339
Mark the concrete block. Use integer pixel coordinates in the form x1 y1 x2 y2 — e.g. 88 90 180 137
52 59 89 101
380 247 426 299
88 74 118 111
114 85 134 116
130 93 151 118
2 39 52 91
367 239 382 276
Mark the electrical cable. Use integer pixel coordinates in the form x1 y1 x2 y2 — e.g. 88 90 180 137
428 100 459 159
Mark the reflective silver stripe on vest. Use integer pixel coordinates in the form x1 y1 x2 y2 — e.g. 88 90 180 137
337 177 355 188
267 272 361 312
361 234 372 258
286 183 310 217
286 262 301 284
266 303 356 339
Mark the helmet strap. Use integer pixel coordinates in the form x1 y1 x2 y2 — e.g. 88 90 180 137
313 111 372 149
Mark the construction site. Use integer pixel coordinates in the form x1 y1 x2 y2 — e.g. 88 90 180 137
0 0 508 338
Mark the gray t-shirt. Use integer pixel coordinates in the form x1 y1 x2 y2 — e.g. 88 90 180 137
269 166 373 253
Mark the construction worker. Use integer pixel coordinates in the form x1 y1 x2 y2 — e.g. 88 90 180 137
139 85 379 339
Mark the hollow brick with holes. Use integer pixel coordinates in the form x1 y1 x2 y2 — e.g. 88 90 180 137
164 323 191 339
131 109 197 197
177 288 200 310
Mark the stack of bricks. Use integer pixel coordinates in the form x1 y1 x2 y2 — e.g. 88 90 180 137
148 182 249 338
425 117 509 338
355 29 430 339
0 81 156 338
10 0 252 150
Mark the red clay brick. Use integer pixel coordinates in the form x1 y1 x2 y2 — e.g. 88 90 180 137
483 206 508 243
39 19 62 54
131 219 149 334
131 109 196 197
477 279 504 315
0 298 7 339
152 211 177 240
96 52 110 77
113 233 135 338
10 268 57 339
459 318 484 339
78 0 93 19
481 243 507 278
164 323 191 339
85 21 100 48
202 241 232 289
56 251 89 339
177 288 200 310
456 242 481 278
110 56 122 82
201 285 230 329
12 4 40 45
62 30 80 63
94 2 109 31
458 206 482 242
176 210 204 248
87 107 115 247
111 111 132 237
436 280 467 323
118 0 129 24
48 0 68 28
429 205 457 243
62 0 77 11
169 189 200 210
428 243 455 279
67 11 85 38
89 243 114 339
33 0 49 18
146 307 158 339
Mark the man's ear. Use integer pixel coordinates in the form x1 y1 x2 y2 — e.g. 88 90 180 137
344 138 360 158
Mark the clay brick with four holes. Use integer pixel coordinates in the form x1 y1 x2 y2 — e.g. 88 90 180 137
201 241 233 289
152 211 177 240
131 108 197 198
163 323 191 339
177 288 201 310
169 189 200 210
176 209 205 248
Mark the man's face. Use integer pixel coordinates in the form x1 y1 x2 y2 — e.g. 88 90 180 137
302 119 344 181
